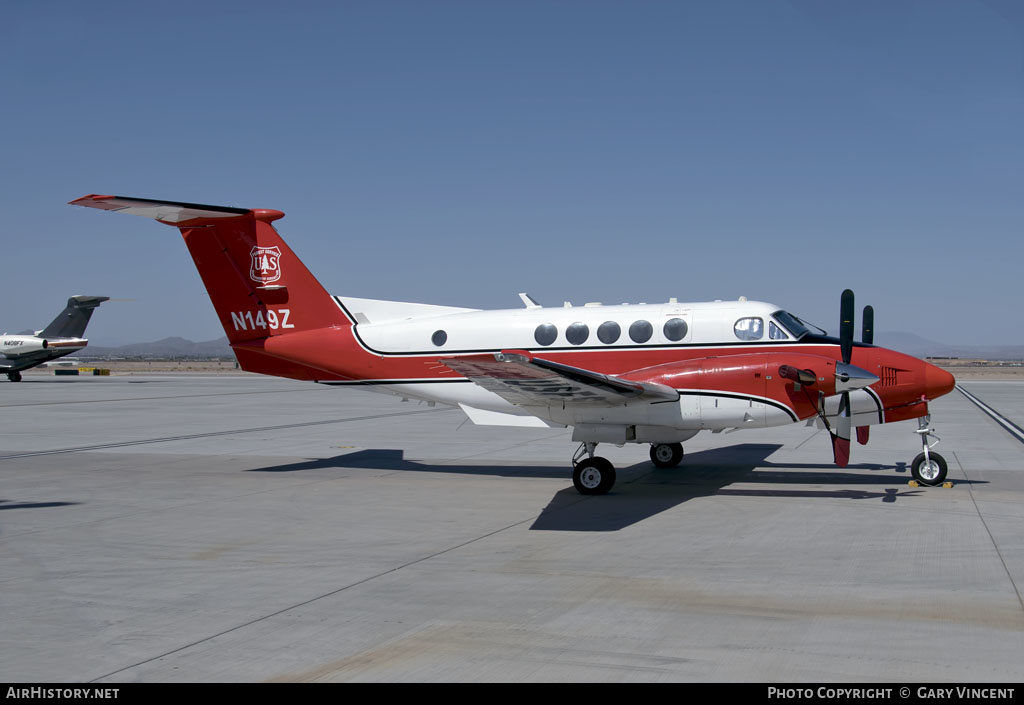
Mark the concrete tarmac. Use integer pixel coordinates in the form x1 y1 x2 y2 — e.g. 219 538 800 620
1 374 1023 682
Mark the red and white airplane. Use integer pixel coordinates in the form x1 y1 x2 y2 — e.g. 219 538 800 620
71 195 956 494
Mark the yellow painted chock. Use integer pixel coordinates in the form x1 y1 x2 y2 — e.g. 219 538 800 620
907 480 953 489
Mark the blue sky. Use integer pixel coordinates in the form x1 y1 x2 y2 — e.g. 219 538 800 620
2 1 1022 345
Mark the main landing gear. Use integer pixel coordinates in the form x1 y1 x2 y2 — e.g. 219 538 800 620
7 371 22 383
911 415 947 486
572 443 616 495
571 442 687 495
650 442 684 468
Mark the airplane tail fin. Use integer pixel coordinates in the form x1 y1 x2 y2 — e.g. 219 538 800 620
70 195 357 380
69 196 350 343
39 295 109 339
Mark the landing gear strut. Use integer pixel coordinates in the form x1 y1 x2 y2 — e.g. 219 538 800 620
7 371 21 383
572 442 616 495
911 415 947 486
650 442 684 468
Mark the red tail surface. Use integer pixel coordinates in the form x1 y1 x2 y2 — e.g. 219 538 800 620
70 195 358 381
179 210 347 343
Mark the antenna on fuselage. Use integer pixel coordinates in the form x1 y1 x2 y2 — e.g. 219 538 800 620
518 293 542 309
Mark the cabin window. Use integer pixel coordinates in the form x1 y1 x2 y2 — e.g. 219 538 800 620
769 321 789 340
629 320 653 343
431 330 447 346
566 322 590 345
663 318 688 342
534 323 558 346
734 317 763 341
597 321 621 344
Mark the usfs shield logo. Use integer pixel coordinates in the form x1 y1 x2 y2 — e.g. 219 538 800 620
250 246 282 284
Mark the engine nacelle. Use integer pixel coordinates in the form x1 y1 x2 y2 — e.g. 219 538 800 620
0 335 48 356
620 351 859 423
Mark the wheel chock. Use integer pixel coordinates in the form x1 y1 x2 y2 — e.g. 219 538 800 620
942 481 953 488
908 480 920 488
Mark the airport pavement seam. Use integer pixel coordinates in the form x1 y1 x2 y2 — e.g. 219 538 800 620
0 386 327 409
953 385 1024 613
953 451 1024 616
420 430 573 467
792 428 823 451
955 384 1024 445
0 408 455 461
87 511 545 682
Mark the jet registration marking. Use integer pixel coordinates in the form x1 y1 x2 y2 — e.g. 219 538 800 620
230 308 294 331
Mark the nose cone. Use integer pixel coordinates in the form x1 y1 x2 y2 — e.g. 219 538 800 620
925 362 956 400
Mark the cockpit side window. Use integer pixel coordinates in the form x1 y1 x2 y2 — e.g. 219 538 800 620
734 317 763 341
769 321 789 340
772 310 809 339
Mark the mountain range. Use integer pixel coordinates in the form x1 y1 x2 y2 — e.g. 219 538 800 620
82 337 234 359
873 332 1024 361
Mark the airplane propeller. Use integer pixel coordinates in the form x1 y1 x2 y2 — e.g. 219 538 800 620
778 291 879 467
831 290 856 466
829 290 881 466
857 304 874 445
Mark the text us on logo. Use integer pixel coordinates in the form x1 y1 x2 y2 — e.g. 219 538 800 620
250 246 282 284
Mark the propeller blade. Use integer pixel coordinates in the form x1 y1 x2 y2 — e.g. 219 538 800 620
831 433 851 468
831 391 853 467
840 289 855 364
862 305 874 345
857 426 870 445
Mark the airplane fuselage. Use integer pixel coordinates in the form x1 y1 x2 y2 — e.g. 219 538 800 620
0 334 88 374
269 296 952 441
69 194 957 491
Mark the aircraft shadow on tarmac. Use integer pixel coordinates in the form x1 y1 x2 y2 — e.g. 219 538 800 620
250 443 974 532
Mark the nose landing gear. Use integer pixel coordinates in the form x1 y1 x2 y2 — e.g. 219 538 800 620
911 415 947 486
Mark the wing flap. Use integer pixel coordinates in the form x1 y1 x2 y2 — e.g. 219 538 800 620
442 352 678 408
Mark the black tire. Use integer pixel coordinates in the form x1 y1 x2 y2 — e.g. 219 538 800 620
650 442 684 468
911 452 947 486
573 457 616 495
8 371 21 383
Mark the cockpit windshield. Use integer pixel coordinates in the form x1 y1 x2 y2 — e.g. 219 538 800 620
771 310 812 339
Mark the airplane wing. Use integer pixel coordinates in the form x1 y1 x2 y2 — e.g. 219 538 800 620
441 352 678 407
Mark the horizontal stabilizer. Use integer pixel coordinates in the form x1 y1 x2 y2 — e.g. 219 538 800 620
39 295 109 339
71 193 348 353
70 195 250 225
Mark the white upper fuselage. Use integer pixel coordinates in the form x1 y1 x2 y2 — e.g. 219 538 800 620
342 297 800 358
331 296 872 437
